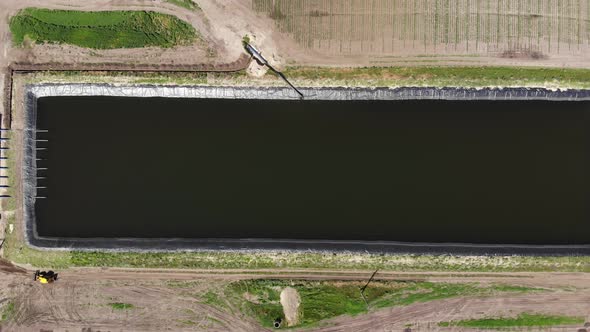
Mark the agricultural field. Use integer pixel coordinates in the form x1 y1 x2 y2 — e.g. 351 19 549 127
9 8 197 49
252 0 590 59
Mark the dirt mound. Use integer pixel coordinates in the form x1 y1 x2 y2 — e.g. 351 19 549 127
280 287 301 327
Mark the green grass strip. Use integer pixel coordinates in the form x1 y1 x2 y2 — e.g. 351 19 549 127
165 0 200 10
66 251 590 272
283 66 590 89
439 313 584 328
9 8 196 49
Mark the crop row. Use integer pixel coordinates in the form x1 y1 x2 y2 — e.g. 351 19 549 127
252 0 589 56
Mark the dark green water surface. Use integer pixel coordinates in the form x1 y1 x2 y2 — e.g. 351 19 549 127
35 97 589 244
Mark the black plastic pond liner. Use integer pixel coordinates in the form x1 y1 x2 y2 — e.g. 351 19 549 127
22 84 590 254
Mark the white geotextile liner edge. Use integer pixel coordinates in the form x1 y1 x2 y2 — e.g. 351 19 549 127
28 84 590 101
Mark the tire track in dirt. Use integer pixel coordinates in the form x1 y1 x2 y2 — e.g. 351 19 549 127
2 268 590 331
59 268 590 289
1 269 266 331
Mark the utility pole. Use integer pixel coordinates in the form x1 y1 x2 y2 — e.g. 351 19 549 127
360 269 379 307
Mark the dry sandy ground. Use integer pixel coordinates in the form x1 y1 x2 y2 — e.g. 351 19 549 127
0 0 287 68
1 264 590 331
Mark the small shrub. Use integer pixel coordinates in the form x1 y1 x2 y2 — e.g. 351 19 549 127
108 302 134 310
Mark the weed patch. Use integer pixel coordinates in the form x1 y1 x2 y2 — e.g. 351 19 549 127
108 302 134 310
9 8 197 49
227 280 537 328
439 313 584 328
166 0 200 10
489 284 542 293
202 291 225 307
1 301 15 322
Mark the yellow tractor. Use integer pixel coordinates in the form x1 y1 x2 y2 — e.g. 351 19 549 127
33 270 58 284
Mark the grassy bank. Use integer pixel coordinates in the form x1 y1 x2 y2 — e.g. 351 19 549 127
2 208 590 271
4 220 590 272
227 280 540 328
23 71 211 86
66 252 590 272
9 8 196 49
165 0 200 10
283 66 590 89
439 313 585 328
20 66 590 90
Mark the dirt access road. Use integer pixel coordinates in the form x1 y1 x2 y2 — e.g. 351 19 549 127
1 263 590 331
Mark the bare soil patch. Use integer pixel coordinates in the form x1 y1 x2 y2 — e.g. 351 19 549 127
0 269 589 331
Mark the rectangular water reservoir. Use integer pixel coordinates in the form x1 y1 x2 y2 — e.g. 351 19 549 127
24 86 590 253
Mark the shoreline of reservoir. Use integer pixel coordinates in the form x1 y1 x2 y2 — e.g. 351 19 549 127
21 84 590 255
